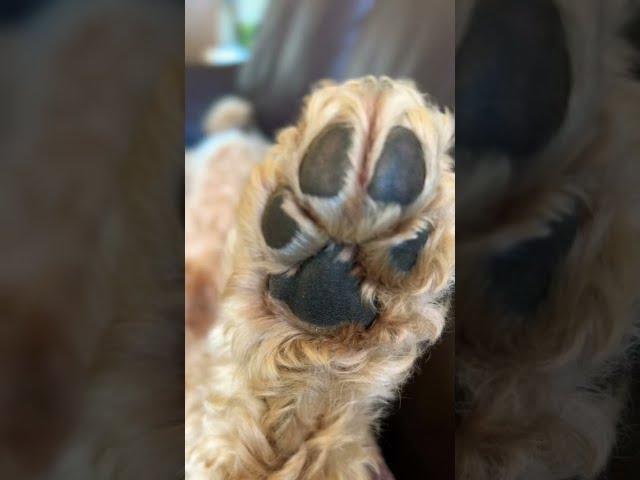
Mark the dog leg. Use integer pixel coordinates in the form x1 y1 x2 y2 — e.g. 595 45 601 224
186 77 454 480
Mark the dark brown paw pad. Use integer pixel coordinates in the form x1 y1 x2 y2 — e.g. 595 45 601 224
368 126 426 206
389 227 431 272
299 124 354 198
261 190 299 249
299 123 426 207
268 244 377 329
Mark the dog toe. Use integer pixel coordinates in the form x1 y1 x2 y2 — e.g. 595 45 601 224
299 124 353 198
261 190 300 250
389 227 431 273
368 126 426 206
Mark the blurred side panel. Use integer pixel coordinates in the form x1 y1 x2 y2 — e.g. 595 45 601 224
0 1 184 478
456 1 640 479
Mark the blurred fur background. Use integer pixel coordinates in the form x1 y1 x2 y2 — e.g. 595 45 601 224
0 1 184 478
455 1 640 478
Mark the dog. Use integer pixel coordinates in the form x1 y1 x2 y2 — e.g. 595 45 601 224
185 77 455 479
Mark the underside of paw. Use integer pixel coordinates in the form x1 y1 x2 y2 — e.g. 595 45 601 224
255 78 454 332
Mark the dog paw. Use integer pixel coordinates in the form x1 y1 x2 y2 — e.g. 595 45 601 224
238 78 455 335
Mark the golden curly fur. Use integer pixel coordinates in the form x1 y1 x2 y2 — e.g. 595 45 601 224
186 128 268 338
185 77 455 479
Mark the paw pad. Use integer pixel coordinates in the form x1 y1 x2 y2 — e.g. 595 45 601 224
389 228 431 272
299 124 353 198
368 126 426 205
268 244 377 329
261 191 299 249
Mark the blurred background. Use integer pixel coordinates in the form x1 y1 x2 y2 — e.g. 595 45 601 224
185 1 455 478
185 0 454 144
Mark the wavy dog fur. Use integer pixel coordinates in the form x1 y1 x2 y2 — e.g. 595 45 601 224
186 77 455 479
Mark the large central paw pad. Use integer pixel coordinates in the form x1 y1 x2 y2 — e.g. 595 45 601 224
268 244 377 329
256 79 454 331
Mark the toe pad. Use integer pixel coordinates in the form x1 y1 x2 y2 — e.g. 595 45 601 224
368 126 426 205
389 228 431 272
299 124 353 198
261 191 299 249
